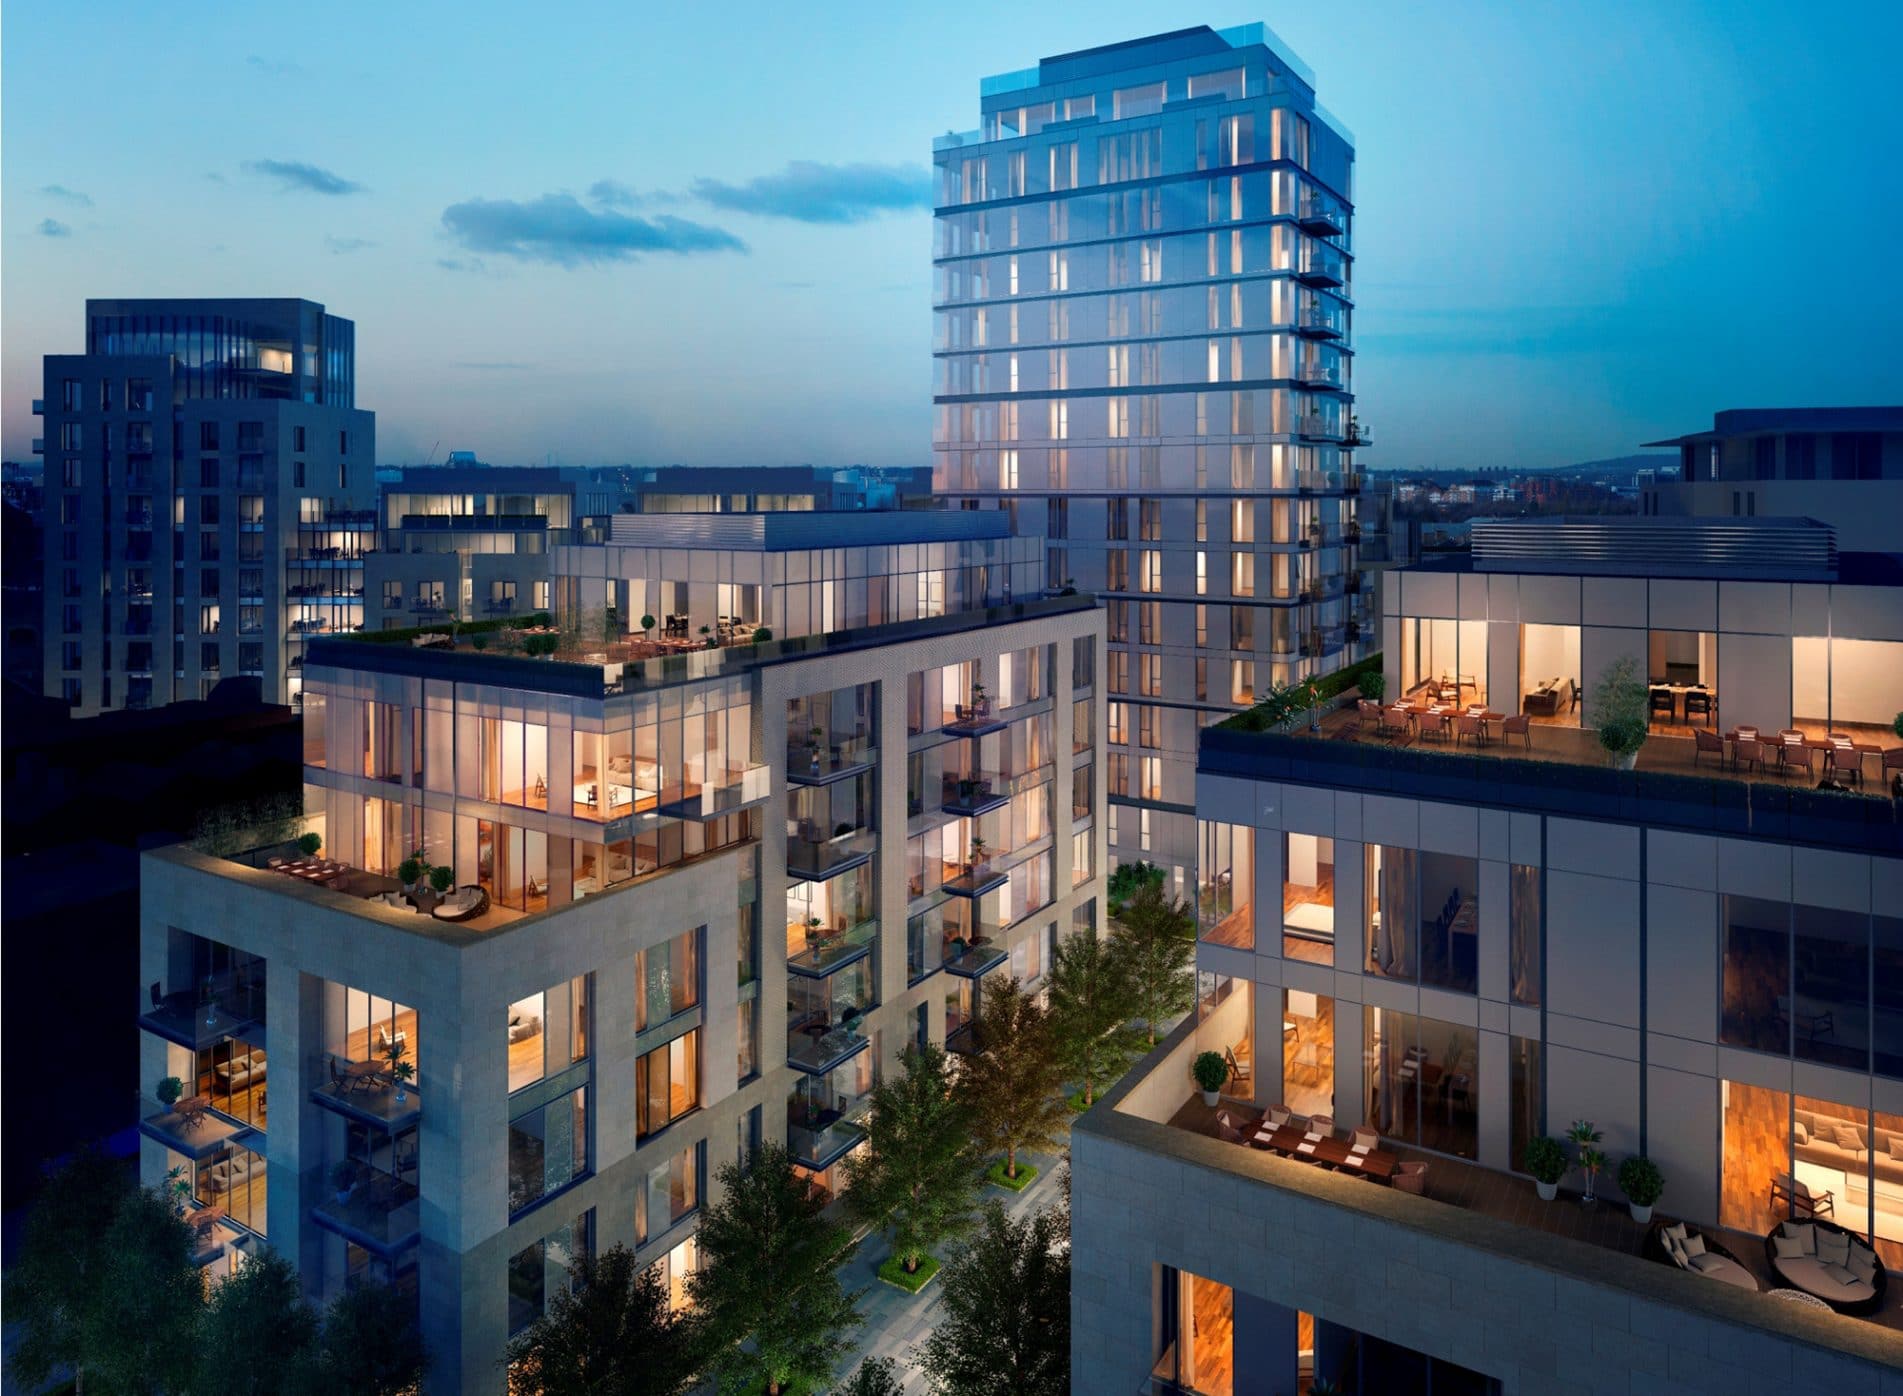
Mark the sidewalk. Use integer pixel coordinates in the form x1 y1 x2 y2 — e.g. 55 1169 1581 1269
830 1143 1068 1393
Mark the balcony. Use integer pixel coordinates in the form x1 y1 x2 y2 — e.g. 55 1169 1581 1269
1296 363 1345 394
1295 253 1344 287
787 914 877 978
310 1058 422 1132
310 1165 421 1256
1297 414 1341 442
140 978 265 1052
788 1018 872 1075
1296 197 1345 237
657 763 771 820
139 1097 258 1161
942 858 1008 899
941 698 1009 738
789 1098 869 1171
787 827 876 882
943 937 1008 979
1345 419 1372 448
1295 308 1343 340
785 737 876 788
941 774 1009 817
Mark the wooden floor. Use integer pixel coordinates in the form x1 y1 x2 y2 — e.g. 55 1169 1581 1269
1188 1273 1233 1396
340 1007 420 1070
1282 870 1336 965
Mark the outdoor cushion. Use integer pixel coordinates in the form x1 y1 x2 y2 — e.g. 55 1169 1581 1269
1689 1254 1729 1275
1682 1234 1706 1258
1820 1262 1857 1288
1781 1222 1817 1255
1774 1235 1808 1260
1817 1230 1852 1267
1850 1246 1878 1283
1833 1123 1866 1151
1890 1136 1903 1161
1792 1120 1809 1144
1663 1222 1688 1243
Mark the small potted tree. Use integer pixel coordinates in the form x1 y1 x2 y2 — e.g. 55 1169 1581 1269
970 679 989 716
967 834 988 874
157 1075 185 1113
428 864 455 897
699 623 714 649
640 614 655 644
751 626 771 643
1193 1050 1229 1107
841 1006 864 1039
330 1160 358 1205
297 831 323 857
1524 1136 1567 1201
397 854 425 894
1358 669 1387 703
1568 1119 1605 1204
808 725 826 774
805 914 824 954
385 1038 415 1103
1590 656 1650 771
1617 1155 1664 1223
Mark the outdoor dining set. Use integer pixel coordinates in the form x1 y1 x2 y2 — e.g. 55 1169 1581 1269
1216 1104 1426 1193
1360 699 1530 750
1691 725 1893 786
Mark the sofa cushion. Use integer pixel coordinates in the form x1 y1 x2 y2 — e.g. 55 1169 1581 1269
1689 1253 1731 1275
1817 1230 1852 1267
1781 1221 1817 1255
1890 1136 1903 1162
1850 1246 1877 1283
1792 1120 1809 1144
1682 1234 1706 1259
1663 1222 1688 1245
1820 1261 1857 1288
1774 1234 1808 1260
1832 1122 1867 1151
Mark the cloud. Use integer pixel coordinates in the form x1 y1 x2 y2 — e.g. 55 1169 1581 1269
324 235 378 254
690 160 932 224
587 180 643 210
247 55 304 76
38 218 72 238
440 193 745 267
243 159 364 195
205 171 228 184
41 184 92 207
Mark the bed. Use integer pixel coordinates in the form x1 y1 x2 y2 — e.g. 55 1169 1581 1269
1283 901 1336 943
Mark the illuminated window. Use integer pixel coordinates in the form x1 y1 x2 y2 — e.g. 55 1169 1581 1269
1139 550 1162 593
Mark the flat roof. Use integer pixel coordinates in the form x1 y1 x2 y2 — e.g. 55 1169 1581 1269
604 509 1008 551
1643 405 1903 446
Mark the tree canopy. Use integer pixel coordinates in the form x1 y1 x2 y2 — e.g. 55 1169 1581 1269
1045 928 1141 1107
953 977 1068 1179
1113 878 1197 1045
842 1043 981 1273
917 1202 1071 1396
506 1244 699 1396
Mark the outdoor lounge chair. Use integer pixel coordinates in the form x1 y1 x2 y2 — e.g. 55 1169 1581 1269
1499 713 1531 750
1692 727 1726 768
1393 1161 1428 1195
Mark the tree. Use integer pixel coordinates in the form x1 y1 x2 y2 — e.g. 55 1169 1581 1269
843 1043 981 1275
687 1143 861 1396
1045 929 1140 1107
918 1202 1070 1396
195 1248 321 1396
837 1356 905 1396
1105 858 1164 915
1113 878 1197 1046
5 1152 202 1396
313 1280 429 1395
506 1245 699 1396
953 977 1068 1180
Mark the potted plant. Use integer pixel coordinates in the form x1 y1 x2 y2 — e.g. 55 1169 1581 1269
640 614 655 642
971 680 989 715
841 1006 863 1039
429 864 455 895
967 834 987 871
397 856 424 892
1590 656 1650 770
752 626 772 643
1359 669 1387 703
297 831 323 857
1192 1050 1229 1107
808 725 826 773
165 1164 193 1216
1524 1136 1567 1201
1617 1155 1664 1223
330 1161 358 1205
387 1046 416 1103
157 1075 185 1111
699 624 714 649
805 914 824 951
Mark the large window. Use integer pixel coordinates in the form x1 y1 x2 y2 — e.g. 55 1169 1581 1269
1793 903 1869 1070
1364 1007 1478 1160
636 1030 699 1137
1283 988 1332 1119
1365 845 1416 980
1721 895 1790 1054
1508 1036 1541 1177
1517 623 1580 725
1282 832 1334 963
636 1142 702 1245
508 977 589 1094
1401 617 1488 709
1417 851 1477 994
508 1085 588 1216
1196 822 1253 949
507 1209 593 1338
1791 637 1903 738
636 929 701 1032
1509 865 1541 1006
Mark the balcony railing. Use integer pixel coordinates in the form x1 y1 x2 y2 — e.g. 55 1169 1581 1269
789 1098 870 1171
787 914 877 977
1297 414 1341 441
1296 197 1345 236
140 976 265 1051
786 737 876 787
310 1165 421 1254
1295 307 1343 339
942 774 1009 817
1296 363 1344 392
941 698 1009 738
1345 419 1371 448
787 1018 873 1076
1296 253 1344 287
943 858 1008 899
787 827 876 882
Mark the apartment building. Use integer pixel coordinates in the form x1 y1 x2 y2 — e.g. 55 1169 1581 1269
934 24 1371 892
136 510 1103 1390
35 298 376 714
1640 407 1903 552
1070 516 1903 1392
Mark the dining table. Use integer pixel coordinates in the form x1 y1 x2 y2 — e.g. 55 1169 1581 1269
1725 731 1880 780
1250 1121 1400 1182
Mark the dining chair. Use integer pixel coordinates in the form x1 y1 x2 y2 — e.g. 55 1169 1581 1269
1308 1113 1336 1137
1827 742 1863 787
1453 714 1484 749
1733 738 1766 775
1692 727 1726 768
1776 737 1814 778
1648 688 1676 720
1499 713 1532 750
1264 1103 1292 1129
1684 689 1714 726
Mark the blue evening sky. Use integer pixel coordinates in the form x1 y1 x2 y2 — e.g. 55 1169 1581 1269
4 1 1899 469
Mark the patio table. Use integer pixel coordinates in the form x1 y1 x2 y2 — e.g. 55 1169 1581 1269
1250 1122 1399 1182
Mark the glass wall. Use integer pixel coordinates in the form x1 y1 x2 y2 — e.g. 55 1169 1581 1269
636 1031 699 1138
1283 988 1333 1119
507 1209 593 1338
1364 1007 1478 1159
1365 844 1416 980
635 1143 702 1245
1281 831 1333 963
1509 865 1541 1006
507 977 589 1095
1517 623 1580 725
508 1085 588 1216
1152 1267 1233 1396
1401 617 1489 708
1508 1035 1541 1176
1792 637 1903 736
636 930 701 1033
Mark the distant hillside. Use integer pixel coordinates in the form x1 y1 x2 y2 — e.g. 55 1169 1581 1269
1543 452 1676 480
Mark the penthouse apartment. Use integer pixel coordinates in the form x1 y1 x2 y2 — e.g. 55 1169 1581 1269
934 24 1372 892
35 298 375 713
136 511 1103 1391
1071 517 1902 1393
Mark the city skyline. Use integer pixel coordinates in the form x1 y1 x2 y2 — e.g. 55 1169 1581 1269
6 1 1901 471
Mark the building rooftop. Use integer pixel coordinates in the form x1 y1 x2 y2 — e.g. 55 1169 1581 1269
1644 406 1903 447
1201 706 1903 857
1464 516 1842 581
603 509 1008 551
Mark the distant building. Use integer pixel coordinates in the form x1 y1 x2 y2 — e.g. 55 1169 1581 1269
35 298 375 714
1641 407 1903 551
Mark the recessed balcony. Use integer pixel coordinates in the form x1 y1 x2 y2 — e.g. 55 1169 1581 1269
658 763 771 820
310 1165 421 1256
789 1098 869 1171
943 938 1009 979
1296 363 1346 394
942 858 1008 899
1295 309 1343 340
941 699 1008 738
311 1057 422 1132
139 1097 258 1161
787 914 877 978
140 979 265 1052
788 1019 872 1075
785 739 876 788
1296 255 1345 288
1297 414 1342 442
1296 198 1346 237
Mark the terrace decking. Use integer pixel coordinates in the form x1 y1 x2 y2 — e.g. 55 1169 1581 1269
1167 1094 1903 1334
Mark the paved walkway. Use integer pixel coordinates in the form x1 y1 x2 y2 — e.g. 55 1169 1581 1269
829 1141 1068 1392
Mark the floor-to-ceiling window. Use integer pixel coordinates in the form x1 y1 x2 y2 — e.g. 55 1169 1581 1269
1401 617 1488 709
1791 636 1903 741
1517 623 1580 726
1364 1007 1478 1159
1283 989 1333 1119
1282 831 1334 963
1152 1267 1233 1396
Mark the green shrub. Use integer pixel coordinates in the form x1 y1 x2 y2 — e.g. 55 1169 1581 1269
1358 669 1387 702
1617 1154 1665 1207
1523 1136 1568 1184
397 858 423 886
157 1076 184 1107
428 865 455 894
297 832 322 856
752 626 773 643
1192 1051 1229 1093
1590 657 1650 757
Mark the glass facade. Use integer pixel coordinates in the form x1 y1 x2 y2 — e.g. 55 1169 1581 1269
87 299 353 405
935 26 1365 887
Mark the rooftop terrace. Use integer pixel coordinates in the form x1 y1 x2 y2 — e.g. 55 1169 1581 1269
1203 702 1903 856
